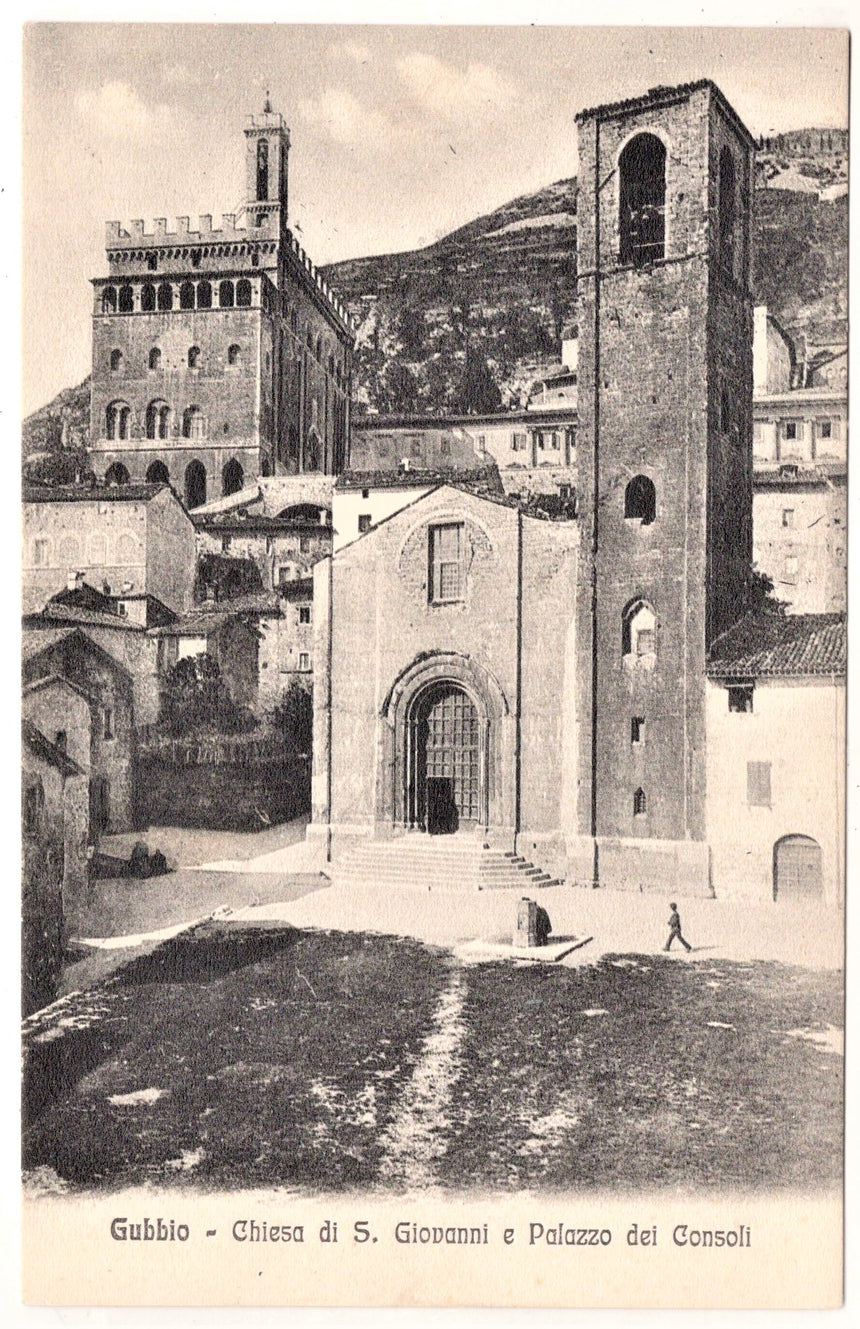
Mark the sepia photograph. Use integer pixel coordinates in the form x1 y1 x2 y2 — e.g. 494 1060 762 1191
18 16 847 1309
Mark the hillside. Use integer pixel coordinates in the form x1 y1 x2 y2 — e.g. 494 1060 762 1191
322 137 847 415
23 127 847 444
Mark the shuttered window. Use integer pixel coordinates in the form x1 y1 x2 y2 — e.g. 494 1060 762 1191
747 761 771 807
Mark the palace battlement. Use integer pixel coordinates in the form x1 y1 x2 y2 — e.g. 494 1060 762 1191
106 212 278 247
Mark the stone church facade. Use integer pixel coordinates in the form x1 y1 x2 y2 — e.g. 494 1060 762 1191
89 104 353 508
308 80 844 904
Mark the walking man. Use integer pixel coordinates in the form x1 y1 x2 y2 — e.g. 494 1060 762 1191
664 902 692 953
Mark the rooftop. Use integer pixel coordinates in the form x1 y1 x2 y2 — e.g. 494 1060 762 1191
336 466 504 494
23 720 84 778
24 483 168 504
707 612 846 679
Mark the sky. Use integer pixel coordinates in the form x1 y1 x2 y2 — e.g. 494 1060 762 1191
20 18 849 416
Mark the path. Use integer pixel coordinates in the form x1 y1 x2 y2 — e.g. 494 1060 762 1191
377 966 467 1190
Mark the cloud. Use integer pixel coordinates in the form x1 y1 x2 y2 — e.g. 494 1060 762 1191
396 52 513 119
75 81 173 140
298 87 392 146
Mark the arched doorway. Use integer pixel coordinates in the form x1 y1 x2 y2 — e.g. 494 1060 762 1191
105 462 130 486
184 460 207 510
773 836 823 901
146 460 170 484
222 458 244 497
410 683 482 834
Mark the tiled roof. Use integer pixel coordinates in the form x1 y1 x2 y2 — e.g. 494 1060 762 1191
707 612 846 679
38 603 146 631
336 466 504 493
24 483 167 503
752 462 845 487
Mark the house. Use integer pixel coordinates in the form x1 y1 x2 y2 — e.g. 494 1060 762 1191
22 677 92 902
22 482 197 616
23 629 137 835
706 612 846 903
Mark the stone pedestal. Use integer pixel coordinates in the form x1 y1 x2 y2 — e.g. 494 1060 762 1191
515 897 537 947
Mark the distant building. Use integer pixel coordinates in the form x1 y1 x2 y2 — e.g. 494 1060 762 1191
752 386 847 613
22 483 196 616
352 411 576 498
88 103 353 504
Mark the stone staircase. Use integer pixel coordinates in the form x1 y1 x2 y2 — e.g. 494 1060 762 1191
331 835 562 892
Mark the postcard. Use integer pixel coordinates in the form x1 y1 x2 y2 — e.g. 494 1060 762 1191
19 19 848 1310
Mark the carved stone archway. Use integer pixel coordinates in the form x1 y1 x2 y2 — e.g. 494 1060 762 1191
378 652 513 835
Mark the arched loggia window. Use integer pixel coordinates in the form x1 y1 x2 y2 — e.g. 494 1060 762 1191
619 133 666 266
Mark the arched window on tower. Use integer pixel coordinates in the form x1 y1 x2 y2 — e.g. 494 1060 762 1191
619 133 666 266
219 280 234 308
624 475 656 525
188 346 201 369
157 282 173 311
227 344 241 367
622 599 657 662
109 348 123 372
197 280 212 309
257 138 269 201
148 347 161 371
182 405 205 439
719 146 736 272
633 788 647 817
118 285 134 312
102 286 117 314
180 281 195 310
145 400 171 440
141 283 156 312
290 307 298 334
106 401 131 441
236 279 252 307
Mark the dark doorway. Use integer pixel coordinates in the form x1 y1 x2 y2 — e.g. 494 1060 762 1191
89 777 110 838
412 684 481 833
184 460 207 510
222 458 244 497
773 835 823 901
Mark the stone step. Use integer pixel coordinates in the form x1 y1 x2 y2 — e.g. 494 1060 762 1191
332 836 562 895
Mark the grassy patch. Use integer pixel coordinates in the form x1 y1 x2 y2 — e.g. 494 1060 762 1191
439 954 843 1192
24 923 450 1191
23 933 843 1194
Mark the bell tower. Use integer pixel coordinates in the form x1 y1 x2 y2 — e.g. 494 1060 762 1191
244 97 290 240
571 81 756 893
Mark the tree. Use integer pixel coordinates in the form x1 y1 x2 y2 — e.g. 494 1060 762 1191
456 352 502 415
380 361 419 415
750 566 788 615
272 681 313 756
159 654 256 735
